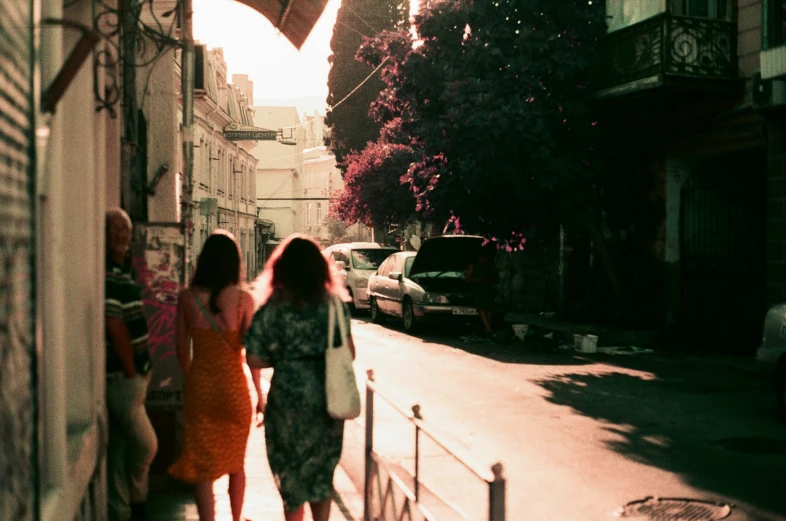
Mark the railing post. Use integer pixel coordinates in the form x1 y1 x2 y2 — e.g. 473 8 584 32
412 405 422 502
364 370 375 521
488 462 505 521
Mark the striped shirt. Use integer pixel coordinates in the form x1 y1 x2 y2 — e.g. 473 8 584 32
105 258 152 375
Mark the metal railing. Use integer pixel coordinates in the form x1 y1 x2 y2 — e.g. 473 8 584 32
598 12 737 91
363 370 505 521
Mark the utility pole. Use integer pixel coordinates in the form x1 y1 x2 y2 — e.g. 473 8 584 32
180 0 195 283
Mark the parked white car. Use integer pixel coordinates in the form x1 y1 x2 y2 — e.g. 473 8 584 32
756 303 786 420
323 242 398 312
367 235 485 333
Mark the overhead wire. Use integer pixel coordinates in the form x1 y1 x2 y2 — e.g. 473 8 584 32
278 56 390 132
343 4 380 33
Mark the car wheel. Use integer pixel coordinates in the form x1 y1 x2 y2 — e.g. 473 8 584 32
776 358 786 422
370 297 385 324
402 298 417 334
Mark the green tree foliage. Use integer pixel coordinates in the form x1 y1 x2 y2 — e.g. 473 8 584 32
356 0 608 251
332 142 419 229
325 0 410 168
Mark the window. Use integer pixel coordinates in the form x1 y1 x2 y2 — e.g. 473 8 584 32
606 0 666 32
332 250 348 264
307 203 313 226
218 151 225 193
377 257 392 277
404 256 415 278
671 0 731 19
229 158 235 198
350 248 397 270
764 0 786 49
316 203 322 224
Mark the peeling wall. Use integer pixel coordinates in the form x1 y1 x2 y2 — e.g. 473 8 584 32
132 225 184 409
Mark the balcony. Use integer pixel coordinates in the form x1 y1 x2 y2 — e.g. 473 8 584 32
597 13 738 97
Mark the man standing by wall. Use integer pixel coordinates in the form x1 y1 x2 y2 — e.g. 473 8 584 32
105 208 158 521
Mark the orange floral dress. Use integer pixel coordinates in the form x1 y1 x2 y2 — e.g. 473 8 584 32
168 326 252 483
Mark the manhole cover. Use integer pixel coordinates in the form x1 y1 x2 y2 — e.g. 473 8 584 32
716 437 786 455
618 497 731 520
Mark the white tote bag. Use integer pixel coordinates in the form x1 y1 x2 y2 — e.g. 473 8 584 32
325 295 361 420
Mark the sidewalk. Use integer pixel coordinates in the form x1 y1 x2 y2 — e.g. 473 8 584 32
147 424 362 521
146 372 364 521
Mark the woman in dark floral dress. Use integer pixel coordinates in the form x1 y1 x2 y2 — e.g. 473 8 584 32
244 234 355 521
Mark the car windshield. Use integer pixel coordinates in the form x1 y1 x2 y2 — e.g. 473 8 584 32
351 249 396 270
404 257 415 278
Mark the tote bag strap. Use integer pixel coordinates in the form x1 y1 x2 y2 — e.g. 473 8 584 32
333 295 349 346
327 295 349 350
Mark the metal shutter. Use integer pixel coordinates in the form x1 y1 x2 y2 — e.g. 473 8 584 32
0 0 36 520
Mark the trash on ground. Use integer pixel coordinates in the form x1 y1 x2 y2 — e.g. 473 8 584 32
596 345 654 355
543 332 554 339
459 335 492 344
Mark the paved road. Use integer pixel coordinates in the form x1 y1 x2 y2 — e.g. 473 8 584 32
339 317 786 521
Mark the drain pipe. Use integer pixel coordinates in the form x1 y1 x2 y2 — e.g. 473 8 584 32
180 0 195 283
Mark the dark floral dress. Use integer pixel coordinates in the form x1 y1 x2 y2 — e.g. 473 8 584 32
243 293 351 512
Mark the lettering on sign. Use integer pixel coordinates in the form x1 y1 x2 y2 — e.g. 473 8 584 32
225 130 278 141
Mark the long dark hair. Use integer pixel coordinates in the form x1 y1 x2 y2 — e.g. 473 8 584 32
191 230 242 313
251 234 346 307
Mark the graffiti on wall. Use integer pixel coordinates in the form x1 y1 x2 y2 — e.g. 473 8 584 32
132 224 184 409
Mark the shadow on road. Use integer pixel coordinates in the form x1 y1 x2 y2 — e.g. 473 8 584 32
532 357 786 518
443 338 596 366
354 315 596 366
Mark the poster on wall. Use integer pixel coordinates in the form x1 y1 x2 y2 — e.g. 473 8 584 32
132 224 184 411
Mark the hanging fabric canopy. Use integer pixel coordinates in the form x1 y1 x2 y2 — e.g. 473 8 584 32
234 0 330 49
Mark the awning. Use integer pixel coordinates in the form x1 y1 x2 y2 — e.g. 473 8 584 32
233 0 329 49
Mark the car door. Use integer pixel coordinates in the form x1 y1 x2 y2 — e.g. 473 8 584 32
387 254 406 317
374 256 394 313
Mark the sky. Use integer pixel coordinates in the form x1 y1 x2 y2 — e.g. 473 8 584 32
193 0 419 116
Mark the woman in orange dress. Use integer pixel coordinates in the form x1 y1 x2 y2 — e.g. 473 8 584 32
169 231 264 521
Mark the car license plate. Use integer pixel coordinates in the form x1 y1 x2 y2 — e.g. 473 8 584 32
452 307 478 316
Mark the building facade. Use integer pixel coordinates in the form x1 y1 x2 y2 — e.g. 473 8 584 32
595 0 768 352
252 109 371 252
0 0 127 519
252 106 306 240
192 50 259 281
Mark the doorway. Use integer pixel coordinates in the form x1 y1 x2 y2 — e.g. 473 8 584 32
679 152 766 353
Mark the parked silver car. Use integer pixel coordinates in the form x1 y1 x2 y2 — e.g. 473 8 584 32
756 303 786 420
367 235 485 333
323 242 398 312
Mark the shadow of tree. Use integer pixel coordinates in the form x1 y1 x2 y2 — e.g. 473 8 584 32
533 360 786 518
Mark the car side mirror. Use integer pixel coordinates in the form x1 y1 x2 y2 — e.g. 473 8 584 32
389 272 403 281
334 260 347 270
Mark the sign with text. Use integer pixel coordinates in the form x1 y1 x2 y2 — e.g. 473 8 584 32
224 122 278 142
225 129 278 141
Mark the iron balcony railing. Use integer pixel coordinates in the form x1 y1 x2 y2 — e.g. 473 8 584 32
598 12 737 92
363 370 506 521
